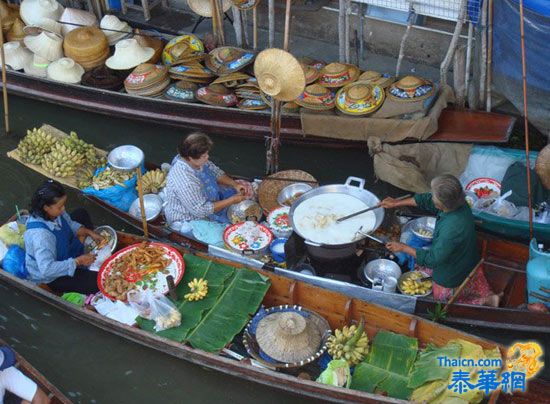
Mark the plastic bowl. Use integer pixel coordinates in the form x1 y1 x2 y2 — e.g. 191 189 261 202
107 145 144 171
277 183 313 207
269 238 287 263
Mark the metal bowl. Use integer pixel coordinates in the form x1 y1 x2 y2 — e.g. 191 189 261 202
129 194 163 222
409 216 436 242
227 199 262 223
398 270 432 297
84 225 118 253
107 145 144 171
362 258 402 284
277 183 313 207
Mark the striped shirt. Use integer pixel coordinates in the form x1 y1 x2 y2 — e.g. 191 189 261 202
164 156 225 224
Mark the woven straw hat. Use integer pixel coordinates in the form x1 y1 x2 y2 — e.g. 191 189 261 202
47 57 85 84
283 101 300 113
205 46 255 75
0 41 32 70
164 80 198 102
0 2 15 32
6 18 25 42
20 0 63 26
81 65 125 91
232 0 261 10
295 84 335 111
23 17 62 36
135 29 164 64
63 27 109 70
258 169 318 212
59 8 97 36
318 62 359 88
23 54 49 78
302 63 320 85
169 63 215 79
298 56 326 71
237 98 268 110
24 31 63 62
124 63 168 91
196 83 238 107
256 311 321 363
105 38 155 70
187 0 231 17
212 71 250 86
335 82 385 116
100 14 132 46
388 75 435 102
535 145 550 190
254 49 305 102
162 34 204 66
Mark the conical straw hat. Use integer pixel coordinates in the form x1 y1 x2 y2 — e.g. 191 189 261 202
535 145 550 190
256 311 321 363
0 2 16 32
187 0 231 17
105 38 155 71
24 31 63 62
47 57 85 84
295 84 335 111
6 18 25 42
388 75 434 102
317 62 359 88
1 41 32 70
335 81 385 116
254 48 305 102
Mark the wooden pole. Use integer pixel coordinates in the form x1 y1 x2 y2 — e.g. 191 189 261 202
359 3 365 62
0 20 10 135
253 6 258 50
453 45 466 109
135 168 149 239
464 22 474 107
242 8 250 48
231 6 243 47
486 0 494 112
440 0 467 86
211 0 220 43
518 0 534 238
268 0 275 48
444 259 484 311
344 0 351 63
338 0 345 62
216 0 226 45
479 0 488 107
396 3 415 77
283 0 292 51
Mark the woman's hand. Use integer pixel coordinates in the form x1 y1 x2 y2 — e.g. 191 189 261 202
75 253 96 267
233 183 246 196
89 231 104 243
380 197 402 209
230 194 247 204
385 242 408 253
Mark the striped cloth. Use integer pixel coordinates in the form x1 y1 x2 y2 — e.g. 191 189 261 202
164 156 225 224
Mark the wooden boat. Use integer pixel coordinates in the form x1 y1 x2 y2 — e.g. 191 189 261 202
0 230 548 403
2 69 515 148
0 337 71 404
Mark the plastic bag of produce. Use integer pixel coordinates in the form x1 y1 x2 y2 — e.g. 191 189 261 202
82 165 142 212
316 359 351 388
127 289 181 332
0 222 26 248
2 245 28 279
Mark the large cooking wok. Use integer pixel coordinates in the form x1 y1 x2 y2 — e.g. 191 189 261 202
288 177 384 259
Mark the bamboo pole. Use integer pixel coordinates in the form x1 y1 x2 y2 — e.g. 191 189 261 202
486 0 493 112
231 6 243 47
242 8 250 48
440 0 467 86
344 0 351 63
518 0 534 238
135 168 149 239
444 259 484 311
479 0 488 107
253 6 258 50
359 3 365 62
338 0 345 62
283 0 292 51
216 0 226 45
464 22 474 106
0 19 10 134
211 0 220 43
268 0 275 48
453 45 466 109
396 3 415 77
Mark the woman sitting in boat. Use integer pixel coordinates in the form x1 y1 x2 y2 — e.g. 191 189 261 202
381 174 499 306
164 132 247 225
24 180 102 294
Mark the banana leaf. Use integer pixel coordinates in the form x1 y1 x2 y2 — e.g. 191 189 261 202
408 342 462 388
350 330 418 400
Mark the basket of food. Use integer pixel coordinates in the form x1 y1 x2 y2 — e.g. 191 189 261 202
398 270 432 297
223 221 273 257
98 242 185 301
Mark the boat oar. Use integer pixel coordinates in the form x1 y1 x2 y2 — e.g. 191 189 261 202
443 259 484 312
337 194 411 223
0 15 10 135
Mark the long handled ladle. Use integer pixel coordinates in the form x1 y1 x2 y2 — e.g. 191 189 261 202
337 194 411 223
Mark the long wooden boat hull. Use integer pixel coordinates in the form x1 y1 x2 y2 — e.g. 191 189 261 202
2 70 514 147
1 231 548 403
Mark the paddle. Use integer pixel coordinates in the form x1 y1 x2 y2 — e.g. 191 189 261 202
443 259 484 312
337 194 411 223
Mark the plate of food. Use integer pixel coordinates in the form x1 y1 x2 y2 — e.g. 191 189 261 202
465 178 501 199
84 225 117 253
98 242 184 301
398 271 432 297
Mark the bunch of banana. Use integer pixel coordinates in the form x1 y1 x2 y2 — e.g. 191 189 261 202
184 278 208 301
401 272 432 295
17 127 58 165
139 169 167 194
41 142 86 177
76 166 96 189
326 318 369 365
62 131 107 167
90 166 133 190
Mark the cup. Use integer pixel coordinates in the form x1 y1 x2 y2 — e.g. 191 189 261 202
372 277 383 291
383 276 397 293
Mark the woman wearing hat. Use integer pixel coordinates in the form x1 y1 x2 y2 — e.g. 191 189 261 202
24 180 103 294
381 174 499 306
164 133 247 225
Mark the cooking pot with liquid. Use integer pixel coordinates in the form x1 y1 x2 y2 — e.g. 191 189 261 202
289 177 385 260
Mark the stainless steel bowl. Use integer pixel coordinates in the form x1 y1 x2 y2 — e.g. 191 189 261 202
84 225 118 253
277 183 313 207
409 216 436 242
398 270 432 297
108 145 144 171
227 200 262 223
129 194 163 221
362 258 402 284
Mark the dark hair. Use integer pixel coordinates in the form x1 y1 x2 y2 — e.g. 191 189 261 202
30 179 66 220
177 132 213 159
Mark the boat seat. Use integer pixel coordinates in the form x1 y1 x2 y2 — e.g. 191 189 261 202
429 108 516 143
120 0 169 21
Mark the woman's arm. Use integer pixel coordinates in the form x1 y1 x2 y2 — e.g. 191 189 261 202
217 174 246 194
380 197 417 209
29 230 77 278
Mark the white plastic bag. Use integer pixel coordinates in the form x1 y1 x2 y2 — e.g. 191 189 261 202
127 290 181 332
89 245 112 272
460 146 516 187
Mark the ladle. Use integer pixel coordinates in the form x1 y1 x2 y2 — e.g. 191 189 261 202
337 194 411 223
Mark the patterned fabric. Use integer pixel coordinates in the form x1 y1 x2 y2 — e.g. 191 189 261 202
164 156 226 224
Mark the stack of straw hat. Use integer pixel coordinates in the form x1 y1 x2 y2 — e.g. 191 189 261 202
234 78 267 110
63 27 109 71
100 14 132 46
163 80 198 102
317 62 360 88
169 63 214 83
124 63 170 97
59 7 97 36
388 75 434 102
47 57 85 84
0 41 32 70
105 38 154 71
295 84 335 111
6 18 25 42
205 46 255 76
162 34 205 67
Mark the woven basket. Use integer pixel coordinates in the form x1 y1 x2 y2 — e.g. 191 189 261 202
536 145 550 190
258 170 318 213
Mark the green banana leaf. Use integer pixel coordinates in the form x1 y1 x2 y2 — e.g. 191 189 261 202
408 342 461 389
351 330 418 400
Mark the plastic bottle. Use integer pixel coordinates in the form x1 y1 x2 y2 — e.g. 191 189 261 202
526 238 550 308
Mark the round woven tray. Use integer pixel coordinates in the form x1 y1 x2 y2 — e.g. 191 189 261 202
258 170 318 213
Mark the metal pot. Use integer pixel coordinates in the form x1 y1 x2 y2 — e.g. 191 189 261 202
289 176 384 260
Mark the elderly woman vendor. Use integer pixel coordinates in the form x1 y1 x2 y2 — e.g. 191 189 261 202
164 132 247 225
24 180 102 294
381 174 499 306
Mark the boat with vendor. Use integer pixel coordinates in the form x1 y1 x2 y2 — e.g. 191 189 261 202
5 124 550 334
